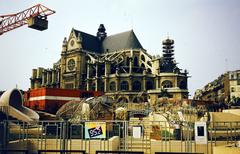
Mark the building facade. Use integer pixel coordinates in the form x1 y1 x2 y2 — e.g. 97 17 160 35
194 70 240 103
30 24 189 103
229 70 240 99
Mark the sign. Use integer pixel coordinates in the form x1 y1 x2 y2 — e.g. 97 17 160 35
85 122 106 139
133 126 142 138
195 121 207 144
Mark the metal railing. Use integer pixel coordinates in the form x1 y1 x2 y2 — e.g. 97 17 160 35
1 120 240 154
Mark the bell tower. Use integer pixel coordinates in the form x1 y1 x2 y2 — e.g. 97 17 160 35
160 38 178 73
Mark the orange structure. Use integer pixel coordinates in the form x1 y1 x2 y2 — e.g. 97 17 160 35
24 88 102 113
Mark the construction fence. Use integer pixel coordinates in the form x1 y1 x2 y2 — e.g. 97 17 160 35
0 120 240 154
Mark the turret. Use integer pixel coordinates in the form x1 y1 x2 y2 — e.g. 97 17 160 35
62 37 67 52
97 24 107 41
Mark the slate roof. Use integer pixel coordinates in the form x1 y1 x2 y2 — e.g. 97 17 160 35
73 28 143 53
102 30 143 52
73 29 101 53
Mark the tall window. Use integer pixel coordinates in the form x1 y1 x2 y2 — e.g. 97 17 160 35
237 73 240 85
162 80 173 88
146 81 154 90
126 57 130 66
110 81 116 91
179 80 187 89
99 81 104 92
133 81 141 91
141 55 145 62
133 56 138 66
120 81 129 91
91 83 96 91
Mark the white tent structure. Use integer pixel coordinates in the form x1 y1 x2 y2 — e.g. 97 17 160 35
0 89 39 123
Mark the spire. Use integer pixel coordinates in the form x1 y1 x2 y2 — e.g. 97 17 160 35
97 24 107 41
62 37 67 52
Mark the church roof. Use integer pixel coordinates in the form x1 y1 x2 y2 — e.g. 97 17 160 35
73 29 101 53
102 30 143 52
72 27 143 53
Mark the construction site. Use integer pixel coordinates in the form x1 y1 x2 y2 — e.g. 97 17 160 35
1 3 240 154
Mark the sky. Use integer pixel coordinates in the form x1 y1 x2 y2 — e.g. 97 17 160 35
0 0 240 97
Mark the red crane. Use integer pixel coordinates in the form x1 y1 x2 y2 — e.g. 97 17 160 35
0 4 55 35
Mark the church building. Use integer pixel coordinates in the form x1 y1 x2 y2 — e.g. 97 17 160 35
30 24 189 103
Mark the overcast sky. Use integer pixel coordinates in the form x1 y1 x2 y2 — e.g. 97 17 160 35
0 0 240 97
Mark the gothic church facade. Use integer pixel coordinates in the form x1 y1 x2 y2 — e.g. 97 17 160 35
30 24 189 103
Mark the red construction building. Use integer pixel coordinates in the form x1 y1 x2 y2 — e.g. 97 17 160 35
24 88 102 113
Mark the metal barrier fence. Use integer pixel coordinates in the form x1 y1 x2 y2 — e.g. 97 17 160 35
0 120 240 154
37 150 86 154
96 151 144 154
0 149 29 154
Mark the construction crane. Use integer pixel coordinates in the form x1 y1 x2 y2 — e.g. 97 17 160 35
0 4 55 35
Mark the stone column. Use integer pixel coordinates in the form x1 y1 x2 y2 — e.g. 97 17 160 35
56 68 60 88
129 77 132 91
86 63 90 91
105 61 110 77
116 77 119 91
104 78 108 92
52 69 56 84
42 70 46 86
95 63 98 91
95 79 98 91
46 70 50 85
95 63 98 78
86 80 90 91
87 63 90 78
129 58 133 74
143 69 147 91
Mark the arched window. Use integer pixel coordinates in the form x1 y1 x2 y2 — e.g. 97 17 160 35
110 64 116 74
110 81 116 91
133 56 139 66
146 80 154 90
118 97 128 103
92 67 96 77
147 61 152 67
162 80 173 88
147 68 152 73
132 97 138 103
141 55 145 62
141 63 145 69
99 80 104 92
120 81 129 91
133 81 141 91
231 87 235 92
91 83 96 91
126 57 130 66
